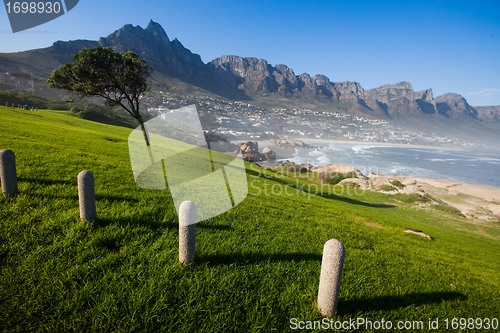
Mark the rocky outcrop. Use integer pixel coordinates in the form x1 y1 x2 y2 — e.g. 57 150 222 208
475 105 500 121
270 138 315 148
278 162 312 173
404 228 432 240
209 54 487 120
364 82 418 116
237 141 276 162
311 164 366 179
209 56 340 100
98 20 209 86
262 147 277 160
333 81 365 101
435 93 478 119
1 20 497 122
415 88 438 114
337 177 371 190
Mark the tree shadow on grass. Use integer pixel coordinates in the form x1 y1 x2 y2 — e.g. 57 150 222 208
245 168 394 209
337 291 466 314
196 252 322 266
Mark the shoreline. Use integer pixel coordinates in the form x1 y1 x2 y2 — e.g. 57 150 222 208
248 139 500 217
230 139 500 203
401 176 500 217
231 137 487 153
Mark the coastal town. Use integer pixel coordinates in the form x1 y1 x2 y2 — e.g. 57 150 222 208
143 92 480 148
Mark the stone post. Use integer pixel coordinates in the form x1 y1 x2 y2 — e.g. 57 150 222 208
179 201 196 265
78 170 96 222
318 239 345 317
0 149 18 196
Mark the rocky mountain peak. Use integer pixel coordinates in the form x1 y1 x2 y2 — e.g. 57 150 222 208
145 20 169 40
363 81 417 115
2 20 496 122
415 88 434 102
414 88 436 114
435 93 478 119
95 21 208 84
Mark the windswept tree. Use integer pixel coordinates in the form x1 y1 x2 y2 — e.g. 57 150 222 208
48 46 153 146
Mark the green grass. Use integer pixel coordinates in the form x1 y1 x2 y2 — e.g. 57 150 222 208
0 106 499 332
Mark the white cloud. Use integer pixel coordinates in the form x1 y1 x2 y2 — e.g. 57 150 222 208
467 88 500 97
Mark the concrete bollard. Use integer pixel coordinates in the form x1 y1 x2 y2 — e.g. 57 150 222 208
318 239 345 317
78 170 96 222
179 201 196 265
0 149 19 196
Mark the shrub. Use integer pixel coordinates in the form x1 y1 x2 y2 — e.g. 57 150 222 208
379 184 397 192
389 179 405 189
0 89 67 110
433 204 466 217
318 171 357 185
395 193 431 203
342 181 360 188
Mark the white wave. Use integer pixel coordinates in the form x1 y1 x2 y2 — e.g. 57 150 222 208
317 155 332 165
467 157 500 162
389 166 407 174
309 149 326 156
352 145 375 153
428 158 460 162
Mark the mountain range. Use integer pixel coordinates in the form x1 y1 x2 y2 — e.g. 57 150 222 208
0 20 499 122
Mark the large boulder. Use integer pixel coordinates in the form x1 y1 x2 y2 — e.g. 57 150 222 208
311 164 366 179
239 141 259 154
337 178 371 189
262 147 277 160
270 138 315 148
278 161 311 173
236 141 276 162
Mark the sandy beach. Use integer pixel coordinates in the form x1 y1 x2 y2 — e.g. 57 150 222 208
405 176 500 217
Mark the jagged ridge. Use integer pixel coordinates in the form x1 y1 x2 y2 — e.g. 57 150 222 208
0 20 497 121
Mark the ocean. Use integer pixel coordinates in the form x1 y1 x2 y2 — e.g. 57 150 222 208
289 143 500 188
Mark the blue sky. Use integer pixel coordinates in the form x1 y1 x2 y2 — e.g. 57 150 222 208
1 0 499 106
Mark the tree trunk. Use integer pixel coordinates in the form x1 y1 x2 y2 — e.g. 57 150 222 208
138 118 155 164
139 119 150 147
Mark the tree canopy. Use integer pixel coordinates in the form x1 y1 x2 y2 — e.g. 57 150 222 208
48 46 153 145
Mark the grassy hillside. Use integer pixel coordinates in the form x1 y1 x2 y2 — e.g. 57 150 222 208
0 106 498 332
